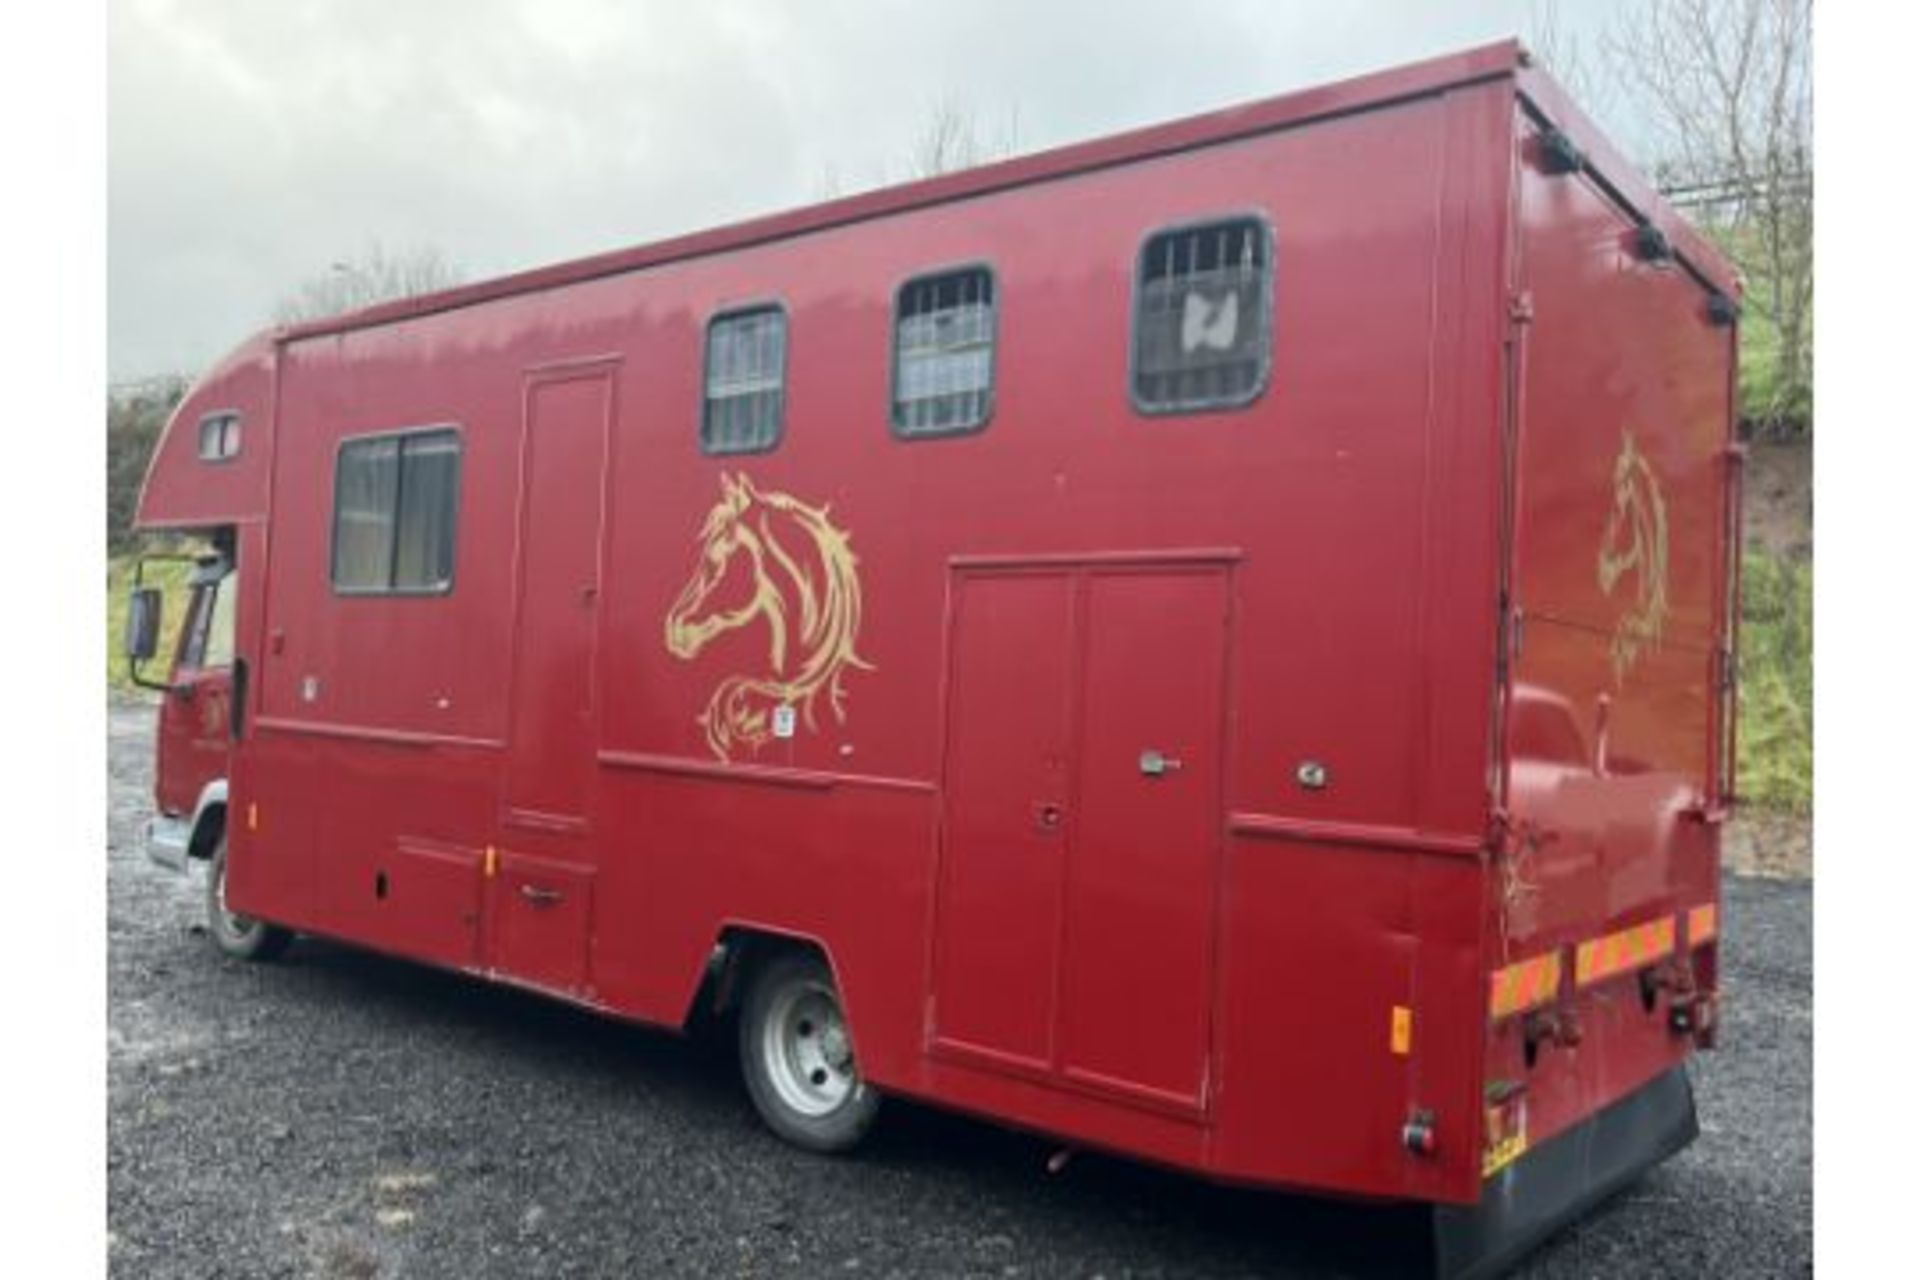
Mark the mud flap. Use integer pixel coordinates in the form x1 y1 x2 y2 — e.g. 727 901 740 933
1431 1065 1698 1279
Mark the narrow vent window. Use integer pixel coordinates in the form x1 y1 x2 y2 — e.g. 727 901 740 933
197 412 241 461
702 305 787 454
893 267 995 437
1131 217 1273 413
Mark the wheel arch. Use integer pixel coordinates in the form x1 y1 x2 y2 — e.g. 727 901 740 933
185 779 229 861
686 922 853 1030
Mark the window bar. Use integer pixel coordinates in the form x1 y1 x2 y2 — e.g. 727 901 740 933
1215 225 1230 402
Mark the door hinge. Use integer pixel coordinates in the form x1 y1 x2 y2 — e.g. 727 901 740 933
1508 291 1535 325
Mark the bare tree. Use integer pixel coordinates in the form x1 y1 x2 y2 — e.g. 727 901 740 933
1597 0 1813 433
1525 0 1618 121
273 241 466 326
906 99 1022 179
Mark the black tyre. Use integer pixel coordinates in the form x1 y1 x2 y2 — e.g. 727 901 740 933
206 836 293 962
737 951 880 1152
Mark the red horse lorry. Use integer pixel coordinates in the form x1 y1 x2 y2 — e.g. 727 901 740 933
127 41 1739 1277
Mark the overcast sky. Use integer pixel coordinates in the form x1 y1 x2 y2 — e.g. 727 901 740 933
108 0 1639 384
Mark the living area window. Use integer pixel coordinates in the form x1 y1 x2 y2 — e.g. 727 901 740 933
331 427 461 594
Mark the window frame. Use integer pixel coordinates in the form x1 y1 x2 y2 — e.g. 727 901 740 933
197 410 242 462
328 423 464 598
888 261 999 441
175 558 235 671
175 579 216 671
699 300 790 457
1126 211 1277 417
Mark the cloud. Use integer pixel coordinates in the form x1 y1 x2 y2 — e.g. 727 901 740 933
109 0 1622 381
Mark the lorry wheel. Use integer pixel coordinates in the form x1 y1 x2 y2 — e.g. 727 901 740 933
206 837 293 962
738 951 879 1152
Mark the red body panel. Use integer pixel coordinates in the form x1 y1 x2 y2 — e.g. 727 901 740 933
134 43 1737 1209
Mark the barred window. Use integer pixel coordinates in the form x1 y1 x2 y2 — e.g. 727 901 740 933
332 428 461 594
893 267 995 437
702 305 787 454
1131 217 1273 413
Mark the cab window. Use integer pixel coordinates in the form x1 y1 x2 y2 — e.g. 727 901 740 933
203 573 236 668
177 569 235 671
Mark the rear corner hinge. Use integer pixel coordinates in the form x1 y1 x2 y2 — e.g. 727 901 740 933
1538 127 1586 175
1507 291 1535 325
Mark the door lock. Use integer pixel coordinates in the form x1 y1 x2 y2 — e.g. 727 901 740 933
1032 802 1065 833
1139 749 1183 777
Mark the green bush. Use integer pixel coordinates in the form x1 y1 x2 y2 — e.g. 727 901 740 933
107 381 187 554
1736 547 1813 813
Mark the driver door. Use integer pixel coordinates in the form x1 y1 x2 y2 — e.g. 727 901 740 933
155 562 236 818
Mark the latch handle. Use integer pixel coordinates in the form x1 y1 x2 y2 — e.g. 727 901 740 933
1139 749 1183 777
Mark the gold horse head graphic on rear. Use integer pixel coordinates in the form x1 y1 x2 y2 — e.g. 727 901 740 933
1596 430 1670 685
665 473 874 761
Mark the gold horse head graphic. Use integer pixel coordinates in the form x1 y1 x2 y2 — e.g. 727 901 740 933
1596 430 1670 685
664 473 874 761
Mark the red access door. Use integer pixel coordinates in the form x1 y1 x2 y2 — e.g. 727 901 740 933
504 369 613 829
933 563 1230 1114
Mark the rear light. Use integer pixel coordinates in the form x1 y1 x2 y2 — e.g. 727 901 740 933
1483 1080 1529 1177
1402 1109 1438 1158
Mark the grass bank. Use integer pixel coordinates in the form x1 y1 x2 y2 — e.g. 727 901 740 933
1736 546 1812 814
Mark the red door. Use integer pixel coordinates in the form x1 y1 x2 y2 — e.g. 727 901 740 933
933 563 1230 1114
155 569 236 817
931 571 1077 1071
494 366 614 994
1056 570 1230 1110
503 369 613 829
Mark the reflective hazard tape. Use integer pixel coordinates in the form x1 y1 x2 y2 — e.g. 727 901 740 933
1488 952 1563 1020
1574 917 1676 988
1687 903 1718 946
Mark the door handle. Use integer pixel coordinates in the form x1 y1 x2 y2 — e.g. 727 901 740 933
519 885 564 908
1139 749 1183 777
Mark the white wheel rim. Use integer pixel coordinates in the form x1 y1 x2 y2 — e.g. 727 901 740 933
760 978 857 1117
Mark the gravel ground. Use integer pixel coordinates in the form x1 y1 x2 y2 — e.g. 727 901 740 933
108 699 1812 1278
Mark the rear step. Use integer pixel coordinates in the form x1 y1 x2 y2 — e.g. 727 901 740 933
1431 1066 1698 1279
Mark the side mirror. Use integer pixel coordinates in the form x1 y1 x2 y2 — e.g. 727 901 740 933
125 586 162 663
